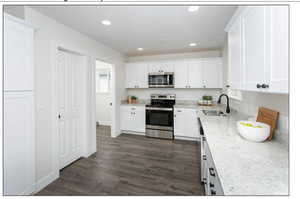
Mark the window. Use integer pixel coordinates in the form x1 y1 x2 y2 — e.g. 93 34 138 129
96 69 110 93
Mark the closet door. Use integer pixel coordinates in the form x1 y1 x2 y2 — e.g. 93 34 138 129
58 50 82 169
4 92 35 195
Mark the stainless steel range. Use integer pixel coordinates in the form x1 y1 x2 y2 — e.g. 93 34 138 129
146 94 176 139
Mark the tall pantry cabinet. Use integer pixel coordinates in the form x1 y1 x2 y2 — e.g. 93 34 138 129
4 14 36 195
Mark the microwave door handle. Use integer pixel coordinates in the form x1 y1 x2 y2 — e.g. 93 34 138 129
167 75 169 85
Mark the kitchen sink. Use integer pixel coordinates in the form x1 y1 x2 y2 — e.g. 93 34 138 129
202 110 227 117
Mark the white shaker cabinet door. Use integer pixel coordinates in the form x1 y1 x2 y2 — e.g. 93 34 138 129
266 6 288 94
228 17 243 90
188 61 204 88
242 7 267 91
203 58 223 88
4 17 34 91
148 62 162 73
120 106 132 131
174 109 186 137
135 63 148 88
4 92 35 195
125 63 137 88
174 61 189 88
132 107 146 132
174 108 200 139
184 109 200 138
160 61 174 72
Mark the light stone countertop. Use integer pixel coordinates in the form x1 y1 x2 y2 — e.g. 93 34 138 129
121 101 148 107
197 109 289 195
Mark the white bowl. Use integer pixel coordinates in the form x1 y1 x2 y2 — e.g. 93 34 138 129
237 120 270 142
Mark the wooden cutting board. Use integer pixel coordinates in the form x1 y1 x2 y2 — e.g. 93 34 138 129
256 107 279 140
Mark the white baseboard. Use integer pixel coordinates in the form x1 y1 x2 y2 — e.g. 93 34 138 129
97 120 111 126
34 171 59 193
121 130 145 136
174 136 200 141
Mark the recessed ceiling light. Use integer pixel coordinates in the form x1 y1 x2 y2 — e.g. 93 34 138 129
101 20 111 26
189 43 197 47
188 6 199 12
137 48 144 51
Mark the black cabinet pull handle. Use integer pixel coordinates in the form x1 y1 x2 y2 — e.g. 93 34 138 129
203 155 207 161
256 84 262 88
209 168 216 177
58 114 61 119
211 190 216 195
209 182 215 188
262 84 269 88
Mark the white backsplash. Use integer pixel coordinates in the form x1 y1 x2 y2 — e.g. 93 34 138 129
127 88 222 102
229 91 289 135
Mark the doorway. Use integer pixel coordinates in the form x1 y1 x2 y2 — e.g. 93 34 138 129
95 60 113 136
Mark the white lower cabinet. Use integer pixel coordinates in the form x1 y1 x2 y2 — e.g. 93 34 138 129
174 108 200 139
121 105 145 133
4 92 35 195
201 136 224 196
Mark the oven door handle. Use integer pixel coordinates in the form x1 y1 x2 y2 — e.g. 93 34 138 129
146 107 173 111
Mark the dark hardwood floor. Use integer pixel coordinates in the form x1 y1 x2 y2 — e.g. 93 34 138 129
36 125 205 196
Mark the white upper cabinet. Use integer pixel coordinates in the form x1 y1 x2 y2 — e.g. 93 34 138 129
226 6 288 94
125 62 148 88
242 7 267 91
266 6 288 93
148 61 174 73
203 58 223 88
188 60 204 88
228 16 243 90
4 16 34 91
126 58 222 89
174 60 189 88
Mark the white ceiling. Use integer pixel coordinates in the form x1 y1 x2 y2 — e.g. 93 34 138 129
31 6 237 56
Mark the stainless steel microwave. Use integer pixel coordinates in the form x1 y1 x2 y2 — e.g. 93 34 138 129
148 72 174 88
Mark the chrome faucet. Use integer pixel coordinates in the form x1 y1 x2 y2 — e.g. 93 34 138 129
217 94 230 114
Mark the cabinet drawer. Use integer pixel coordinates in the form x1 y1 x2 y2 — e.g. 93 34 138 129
203 138 224 196
121 105 144 112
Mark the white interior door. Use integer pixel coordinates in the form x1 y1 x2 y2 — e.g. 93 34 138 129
58 49 82 169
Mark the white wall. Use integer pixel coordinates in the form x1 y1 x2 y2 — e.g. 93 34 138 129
24 7 126 190
221 39 289 134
